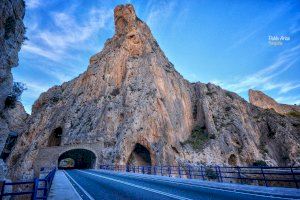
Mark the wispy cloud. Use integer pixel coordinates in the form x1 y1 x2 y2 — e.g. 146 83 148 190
26 0 40 9
22 42 61 61
23 6 112 62
289 13 300 34
214 44 300 98
37 9 111 51
145 0 177 31
275 95 300 105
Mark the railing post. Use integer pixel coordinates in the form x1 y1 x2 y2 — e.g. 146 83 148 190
261 167 268 187
126 165 129 172
290 167 299 189
1 180 6 199
214 166 220 182
32 178 39 200
154 166 157 175
142 166 145 174
178 166 181 178
161 166 163 176
218 166 223 182
200 166 205 180
43 181 48 199
168 166 171 177
188 166 192 179
237 166 242 184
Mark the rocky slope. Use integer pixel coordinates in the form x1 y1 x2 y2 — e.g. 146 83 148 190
249 89 300 115
0 0 27 180
7 4 300 180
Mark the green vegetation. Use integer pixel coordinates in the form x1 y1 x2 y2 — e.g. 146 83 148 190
205 167 218 180
287 111 300 119
184 125 214 151
252 160 268 167
5 82 26 108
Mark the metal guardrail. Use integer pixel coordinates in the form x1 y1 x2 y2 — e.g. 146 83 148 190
100 165 300 189
0 168 56 200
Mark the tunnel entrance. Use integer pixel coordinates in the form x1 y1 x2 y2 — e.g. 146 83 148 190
58 149 96 169
127 143 151 166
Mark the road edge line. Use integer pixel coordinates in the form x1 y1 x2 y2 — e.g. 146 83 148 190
64 170 95 200
62 170 83 200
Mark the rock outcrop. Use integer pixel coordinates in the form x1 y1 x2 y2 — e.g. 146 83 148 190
249 89 300 115
0 0 27 180
7 4 300 181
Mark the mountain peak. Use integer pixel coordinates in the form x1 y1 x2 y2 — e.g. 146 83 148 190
114 4 137 36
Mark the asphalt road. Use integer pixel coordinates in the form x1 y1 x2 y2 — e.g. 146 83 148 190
64 170 300 200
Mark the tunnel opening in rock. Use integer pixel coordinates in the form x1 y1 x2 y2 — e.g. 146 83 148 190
48 127 62 147
0 131 18 161
127 143 151 166
58 149 96 169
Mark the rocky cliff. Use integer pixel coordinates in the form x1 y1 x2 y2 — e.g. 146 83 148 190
249 89 300 115
7 4 300 180
0 0 27 180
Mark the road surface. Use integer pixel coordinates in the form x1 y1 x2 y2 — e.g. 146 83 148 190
63 169 300 200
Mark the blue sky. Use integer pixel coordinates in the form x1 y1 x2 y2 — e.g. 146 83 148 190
14 0 300 113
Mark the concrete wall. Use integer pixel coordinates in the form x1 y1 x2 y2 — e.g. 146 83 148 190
34 142 105 176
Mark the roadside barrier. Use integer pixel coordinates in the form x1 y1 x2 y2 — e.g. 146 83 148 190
100 165 300 189
0 167 56 200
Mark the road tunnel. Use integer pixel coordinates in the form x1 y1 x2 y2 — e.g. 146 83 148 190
58 149 96 169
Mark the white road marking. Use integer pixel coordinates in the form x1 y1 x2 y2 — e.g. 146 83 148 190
78 170 192 200
92 170 297 200
62 170 83 200
64 170 95 200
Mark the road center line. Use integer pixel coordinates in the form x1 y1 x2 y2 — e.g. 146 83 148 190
64 170 95 200
78 170 192 200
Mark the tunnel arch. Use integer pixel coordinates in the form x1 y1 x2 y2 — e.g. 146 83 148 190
127 143 152 166
58 148 96 169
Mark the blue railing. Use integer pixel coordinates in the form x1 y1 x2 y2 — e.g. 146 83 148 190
0 168 56 200
100 165 300 189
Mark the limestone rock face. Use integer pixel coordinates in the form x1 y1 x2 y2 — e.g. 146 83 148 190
181 83 300 166
0 0 26 180
0 0 25 110
7 4 300 180
249 89 300 115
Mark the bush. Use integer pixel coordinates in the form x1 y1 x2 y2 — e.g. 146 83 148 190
5 82 26 108
252 160 268 167
287 111 300 119
205 167 218 180
185 125 210 151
